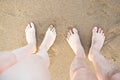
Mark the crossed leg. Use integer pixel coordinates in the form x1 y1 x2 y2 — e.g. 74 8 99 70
66 28 98 80
88 27 120 80
0 22 36 74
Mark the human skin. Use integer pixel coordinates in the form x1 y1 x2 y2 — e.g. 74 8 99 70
66 28 98 80
88 27 120 80
0 24 56 80
0 22 36 74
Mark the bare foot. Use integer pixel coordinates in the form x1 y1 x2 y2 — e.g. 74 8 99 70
66 28 85 57
39 25 56 51
25 22 36 53
88 27 105 61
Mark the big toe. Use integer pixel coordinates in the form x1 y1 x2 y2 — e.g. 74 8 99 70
51 25 56 32
30 22 34 28
98 28 104 34
48 25 54 31
25 24 30 32
66 31 71 40
73 28 78 34
30 22 35 31
92 27 98 33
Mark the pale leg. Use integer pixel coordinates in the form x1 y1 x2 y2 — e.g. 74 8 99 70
0 55 51 80
36 25 56 67
1 25 56 80
88 27 120 80
0 22 36 74
66 28 98 80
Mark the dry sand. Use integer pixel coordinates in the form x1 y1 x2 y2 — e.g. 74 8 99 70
0 0 120 80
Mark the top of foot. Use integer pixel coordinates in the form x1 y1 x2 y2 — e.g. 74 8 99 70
39 25 56 51
90 27 105 51
66 28 85 57
25 22 36 45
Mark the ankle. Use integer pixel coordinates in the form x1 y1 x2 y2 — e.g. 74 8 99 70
28 42 36 46
75 50 85 58
28 43 37 53
39 46 47 51
89 47 100 60
90 46 100 52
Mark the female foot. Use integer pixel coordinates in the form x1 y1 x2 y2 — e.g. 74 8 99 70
25 22 36 53
39 25 56 51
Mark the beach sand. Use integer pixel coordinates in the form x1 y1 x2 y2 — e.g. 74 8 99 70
0 0 120 80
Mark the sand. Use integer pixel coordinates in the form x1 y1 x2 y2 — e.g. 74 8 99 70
0 0 120 80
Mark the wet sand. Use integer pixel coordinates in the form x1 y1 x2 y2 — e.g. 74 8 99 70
0 0 120 80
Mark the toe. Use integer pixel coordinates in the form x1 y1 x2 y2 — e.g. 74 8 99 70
30 22 35 31
25 24 30 32
68 32 71 36
73 28 78 34
103 36 105 39
53 28 56 35
102 35 105 40
101 30 103 34
54 31 56 36
28 24 30 29
66 36 69 42
98 28 101 33
92 27 98 33
49 25 54 31
67 32 71 39
52 27 55 32
30 22 35 28
102 32 105 36
66 36 69 41
69 30 72 35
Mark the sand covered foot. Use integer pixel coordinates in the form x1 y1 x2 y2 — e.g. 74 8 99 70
25 22 36 53
66 28 85 57
39 25 56 51
88 27 105 61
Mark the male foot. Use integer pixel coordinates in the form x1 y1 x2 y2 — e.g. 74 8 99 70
39 25 56 51
66 28 85 57
88 27 105 61
25 22 36 53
